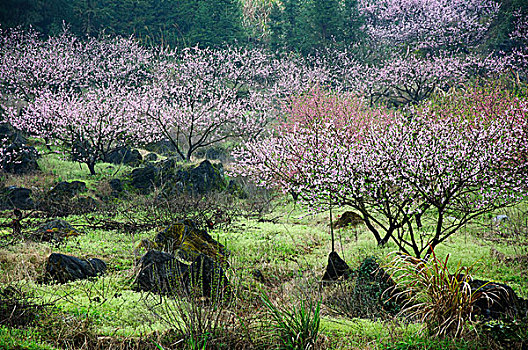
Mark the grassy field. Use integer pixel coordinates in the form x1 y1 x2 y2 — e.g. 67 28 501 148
0 150 527 349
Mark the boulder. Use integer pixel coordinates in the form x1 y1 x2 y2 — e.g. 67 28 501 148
0 186 33 210
0 123 39 174
227 179 247 199
322 251 352 281
195 146 230 162
49 181 86 200
470 279 528 319
128 159 227 195
175 160 226 195
155 220 229 265
105 147 142 166
334 211 363 228
44 253 106 283
0 123 26 144
134 250 188 294
324 256 403 319
134 250 230 298
109 178 124 197
353 257 401 315
129 164 158 193
187 254 230 298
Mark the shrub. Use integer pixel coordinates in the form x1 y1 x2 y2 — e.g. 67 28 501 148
261 292 321 350
386 251 492 337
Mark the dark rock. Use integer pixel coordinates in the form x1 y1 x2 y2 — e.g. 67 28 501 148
322 251 352 281
195 146 230 162
0 123 26 144
129 164 158 193
0 186 33 210
334 211 363 229
206 147 228 161
109 179 123 192
227 179 247 199
355 257 401 315
0 123 39 174
109 178 124 197
76 196 97 210
144 153 158 162
44 253 106 283
155 220 229 265
134 250 188 294
105 147 142 166
324 257 402 319
38 181 96 216
158 157 178 184
0 144 39 174
470 279 528 319
49 181 86 200
187 254 230 298
129 159 227 195
175 160 226 195
134 250 230 298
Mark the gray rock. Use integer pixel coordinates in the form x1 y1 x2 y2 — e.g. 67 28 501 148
35 219 79 244
0 186 33 210
105 147 142 166
129 164 159 193
144 140 181 157
44 253 106 283
49 181 86 200
134 250 230 298
493 215 510 224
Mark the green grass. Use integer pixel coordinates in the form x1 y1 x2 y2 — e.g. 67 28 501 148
0 326 57 350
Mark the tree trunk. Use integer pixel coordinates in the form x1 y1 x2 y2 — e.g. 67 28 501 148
87 161 96 176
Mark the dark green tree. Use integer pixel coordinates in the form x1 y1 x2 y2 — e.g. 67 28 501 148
268 0 306 52
188 0 244 47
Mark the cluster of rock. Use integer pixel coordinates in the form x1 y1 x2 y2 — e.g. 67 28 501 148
0 180 96 215
42 220 230 299
34 219 79 244
129 158 227 195
134 220 230 298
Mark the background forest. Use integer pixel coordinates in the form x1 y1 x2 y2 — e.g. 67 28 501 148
0 0 526 52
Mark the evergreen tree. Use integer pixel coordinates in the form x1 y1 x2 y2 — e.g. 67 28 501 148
188 0 244 47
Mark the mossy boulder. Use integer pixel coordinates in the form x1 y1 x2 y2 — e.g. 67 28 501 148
155 220 229 266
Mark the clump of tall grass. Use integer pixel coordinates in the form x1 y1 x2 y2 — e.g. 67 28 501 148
386 250 495 338
261 291 321 349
